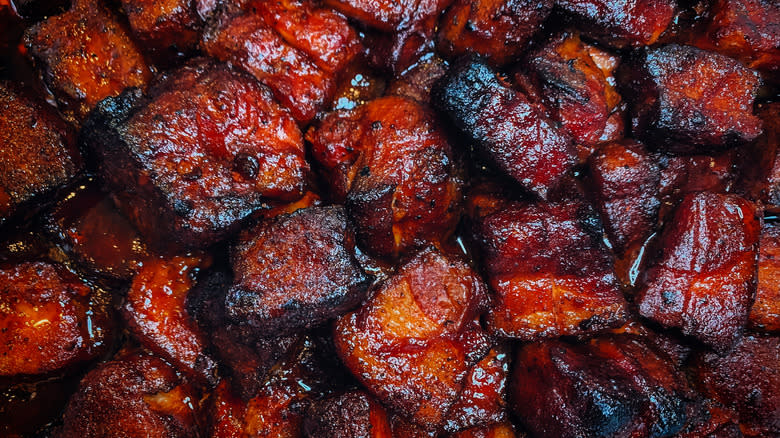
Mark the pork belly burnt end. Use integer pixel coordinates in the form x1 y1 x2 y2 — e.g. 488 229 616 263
202 0 361 123
751 222 780 332
555 0 677 48
23 0 152 124
737 102 780 209
624 44 763 153
470 196 628 339
59 351 200 438
334 248 491 427
637 192 759 350
82 61 308 249
437 0 553 66
225 206 368 336
302 390 392 438
121 0 204 57
307 96 463 259
0 82 82 225
0 262 113 377
434 58 575 200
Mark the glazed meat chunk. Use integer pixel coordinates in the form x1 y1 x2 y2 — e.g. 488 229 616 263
637 192 759 351
82 61 308 249
334 248 491 428
434 58 575 200
225 206 368 336
751 222 780 332
59 351 200 438
624 44 763 153
121 0 204 58
555 0 677 48
202 0 361 123
23 0 152 123
0 82 82 225
437 0 554 66
0 262 113 377
303 390 392 438
470 195 628 339
307 97 463 259
736 102 780 210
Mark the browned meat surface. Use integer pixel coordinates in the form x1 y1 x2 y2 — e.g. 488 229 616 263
307 96 463 259
334 248 490 428
450 422 522 438
657 151 738 207
386 54 447 104
121 0 204 58
736 102 780 210
23 0 152 124
636 192 759 351
225 206 368 336
0 82 81 225
623 44 763 153
82 60 308 249
751 222 780 332
303 390 392 438
434 58 575 200
0 262 113 377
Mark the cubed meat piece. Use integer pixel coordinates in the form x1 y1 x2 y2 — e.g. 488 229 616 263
471 197 628 339
751 222 780 331
121 0 204 58
334 248 491 428
624 44 763 153
202 0 361 123
0 262 113 377
437 0 553 66
60 351 200 438
434 58 575 200
0 82 81 225
302 390 392 438
656 151 738 207
586 141 660 254
82 61 308 249
23 0 152 123
123 256 217 384
555 0 677 48
451 423 523 438
307 96 463 259
736 102 780 210
693 335 780 437
225 206 368 336
637 192 759 351
512 335 701 438
386 54 447 104
528 33 625 147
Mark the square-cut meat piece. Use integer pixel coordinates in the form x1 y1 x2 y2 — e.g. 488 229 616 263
637 192 759 351
225 206 368 336
334 248 491 428
0 82 81 225
471 196 628 339
437 0 553 66
82 60 308 249
624 44 763 153
751 222 780 332
307 96 463 259
555 0 677 48
303 390 392 437
23 0 152 124
434 58 575 200
121 0 204 58
0 261 114 377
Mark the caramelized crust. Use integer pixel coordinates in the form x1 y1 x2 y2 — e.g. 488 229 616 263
637 192 759 350
303 390 393 438
121 0 204 57
751 222 780 332
23 0 152 123
386 54 447 104
736 102 780 210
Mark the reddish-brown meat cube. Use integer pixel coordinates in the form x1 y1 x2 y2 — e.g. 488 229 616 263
82 61 308 249
303 390 393 438
434 58 575 200
334 248 491 428
386 54 447 104
624 44 763 153
751 222 780 332
637 192 759 350
121 0 204 57
0 262 113 377
23 0 152 123
657 151 739 207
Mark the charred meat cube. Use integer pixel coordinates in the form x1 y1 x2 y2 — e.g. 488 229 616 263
82 61 308 249
59 350 200 438
471 196 628 340
302 390 392 438
637 192 759 350
624 44 763 153
736 102 780 210
434 58 575 200
437 0 553 66
386 54 447 104
202 0 361 123
334 248 491 428
225 206 368 336
0 82 81 225
0 262 113 377
23 0 152 123
751 222 780 332
693 335 780 437
555 0 677 48
121 0 204 58
307 96 463 259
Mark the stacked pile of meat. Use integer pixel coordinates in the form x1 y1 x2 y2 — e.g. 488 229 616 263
0 0 778 436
